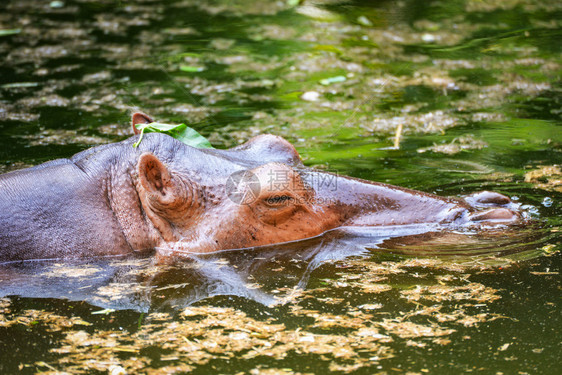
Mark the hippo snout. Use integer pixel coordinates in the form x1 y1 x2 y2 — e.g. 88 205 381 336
461 191 522 226
468 207 520 223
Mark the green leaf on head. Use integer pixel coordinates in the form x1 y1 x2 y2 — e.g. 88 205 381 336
133 122 213 149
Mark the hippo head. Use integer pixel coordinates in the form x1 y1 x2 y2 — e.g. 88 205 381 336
131 113 521 255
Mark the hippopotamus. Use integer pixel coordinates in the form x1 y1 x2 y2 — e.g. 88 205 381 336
0 113 520 262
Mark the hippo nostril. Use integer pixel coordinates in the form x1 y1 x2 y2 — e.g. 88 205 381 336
467 191 511 206
469 207 519 223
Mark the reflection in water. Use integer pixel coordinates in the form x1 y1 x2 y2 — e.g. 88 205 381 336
0 223 551 312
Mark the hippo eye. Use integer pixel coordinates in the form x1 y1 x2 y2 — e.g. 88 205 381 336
264 194 295 207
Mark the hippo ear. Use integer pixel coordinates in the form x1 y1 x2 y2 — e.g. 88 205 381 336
137 153 192 241
132 112 154 135
230 134 302 165
137 153 173 197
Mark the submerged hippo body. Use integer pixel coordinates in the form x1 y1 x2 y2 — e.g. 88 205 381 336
0 113 520 262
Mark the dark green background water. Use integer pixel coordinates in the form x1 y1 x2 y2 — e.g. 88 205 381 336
0 0 560 374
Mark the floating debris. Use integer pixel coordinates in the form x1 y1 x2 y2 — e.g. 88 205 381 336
417 134 488 155
524 165 562 192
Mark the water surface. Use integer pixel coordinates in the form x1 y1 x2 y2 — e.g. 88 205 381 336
0 0 560 373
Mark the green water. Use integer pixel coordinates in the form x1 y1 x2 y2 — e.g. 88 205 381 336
0 0 560 374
